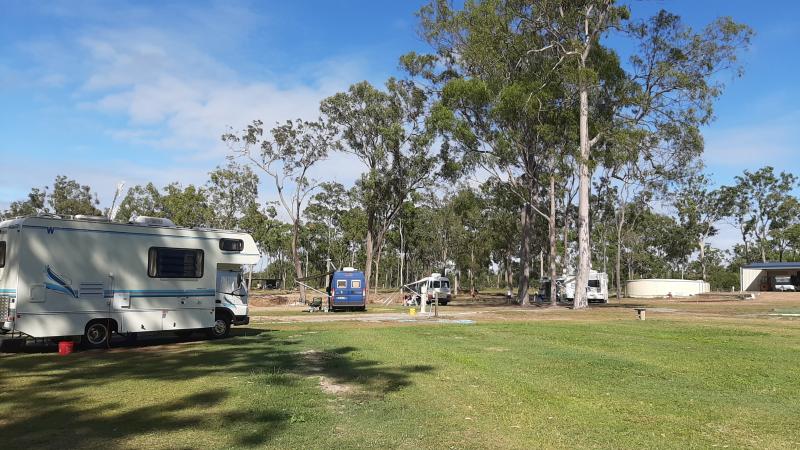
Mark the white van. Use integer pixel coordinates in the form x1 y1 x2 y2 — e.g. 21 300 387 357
539 270 609 303
0 214 259 347
405 273 452 306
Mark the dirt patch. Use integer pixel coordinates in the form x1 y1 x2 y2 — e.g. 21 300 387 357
298 350 355 396
249 294 291 307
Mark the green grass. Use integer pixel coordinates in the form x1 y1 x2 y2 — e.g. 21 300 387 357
2 318 799 449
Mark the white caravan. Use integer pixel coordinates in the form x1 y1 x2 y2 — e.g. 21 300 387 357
0 215 260 347
404 273 452 306
540 270 609 303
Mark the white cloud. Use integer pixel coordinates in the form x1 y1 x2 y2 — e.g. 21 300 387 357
73 25 366 159
703 111 800 169
1 3 376 212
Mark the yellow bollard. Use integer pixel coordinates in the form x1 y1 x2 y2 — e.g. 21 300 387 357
409 308 417 316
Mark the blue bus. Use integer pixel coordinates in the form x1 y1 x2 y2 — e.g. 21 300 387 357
326 267 366 311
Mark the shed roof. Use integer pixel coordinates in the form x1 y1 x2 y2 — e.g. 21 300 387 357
742 262 800 270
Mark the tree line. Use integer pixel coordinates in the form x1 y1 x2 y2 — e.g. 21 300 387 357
6 1 786 307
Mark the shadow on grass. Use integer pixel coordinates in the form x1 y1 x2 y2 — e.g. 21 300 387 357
0 328 434 448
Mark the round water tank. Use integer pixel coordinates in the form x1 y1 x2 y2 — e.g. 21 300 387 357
625 279 710 298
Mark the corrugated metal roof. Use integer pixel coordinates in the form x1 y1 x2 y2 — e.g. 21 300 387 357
742 262 800 270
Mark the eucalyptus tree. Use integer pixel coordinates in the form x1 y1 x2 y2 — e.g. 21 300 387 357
206 161 259 230
2 188 47 218
408 0 577 305
45 176 103 216
115 183 163 222
673 174 734 281
733 167 799 262
321 79 436 297
223 119 336 301
3 176 102 218
160 183 212 228
536 3 751 307
450 187 489 296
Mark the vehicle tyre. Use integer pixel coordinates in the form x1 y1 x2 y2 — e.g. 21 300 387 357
207 317 231 339
82 321 110 349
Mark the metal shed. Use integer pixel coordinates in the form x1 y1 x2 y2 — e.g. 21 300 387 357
740 262 800 291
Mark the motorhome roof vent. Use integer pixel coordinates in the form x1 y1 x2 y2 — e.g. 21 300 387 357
130 216 176 227
75 215 110 222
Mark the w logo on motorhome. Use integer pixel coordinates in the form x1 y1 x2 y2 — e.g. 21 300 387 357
46 227 55 234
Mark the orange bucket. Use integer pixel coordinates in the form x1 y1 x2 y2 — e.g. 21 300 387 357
58 341 74 355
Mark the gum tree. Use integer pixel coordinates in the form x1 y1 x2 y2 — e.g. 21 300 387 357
223 119 336 302
321 79 436 298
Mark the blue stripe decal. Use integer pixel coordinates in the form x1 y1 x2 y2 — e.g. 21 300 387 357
46 266 78 298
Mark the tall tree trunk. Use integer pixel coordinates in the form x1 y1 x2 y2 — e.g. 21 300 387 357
574 88 591 309
505 247 513 297
615 211 625 300
364 226 374 303
549 174 558 306
291 218 306 302
699 236 707 281
563 204 569 272
518 203 532 305
469 247 475 296
374 245 382 295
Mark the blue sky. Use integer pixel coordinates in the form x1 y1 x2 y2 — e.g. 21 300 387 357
1 0 798 249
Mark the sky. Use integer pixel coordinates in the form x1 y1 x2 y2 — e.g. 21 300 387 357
1 0 798 250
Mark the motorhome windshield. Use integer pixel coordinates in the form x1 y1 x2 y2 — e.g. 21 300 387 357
432 280 450 289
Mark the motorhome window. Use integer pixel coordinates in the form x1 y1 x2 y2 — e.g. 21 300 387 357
148 247 204 278
351 280 361 288
0 241 5 268
336 280 347 288
432 280 440 288
219 239 244 252
588 280 600 288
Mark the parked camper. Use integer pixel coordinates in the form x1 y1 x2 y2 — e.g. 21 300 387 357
0 215 260 347
539 270 608 304
773 276 796 292
326 267 366 311
405 273 452 306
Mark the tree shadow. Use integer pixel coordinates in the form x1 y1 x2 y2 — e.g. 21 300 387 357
0 327 435 448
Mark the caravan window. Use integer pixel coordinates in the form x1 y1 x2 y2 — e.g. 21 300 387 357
588 279 600 288
0 241 5 268
219 239 244 252
148 247 204 278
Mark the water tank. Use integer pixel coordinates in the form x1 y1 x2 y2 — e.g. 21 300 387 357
625 279 710 298
130 216 176 227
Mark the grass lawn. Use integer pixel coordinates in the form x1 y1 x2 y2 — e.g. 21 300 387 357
1 315 799 449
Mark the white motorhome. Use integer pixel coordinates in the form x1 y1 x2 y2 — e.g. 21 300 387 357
540 270 609 303
0 215 260 347
404 273 452 306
